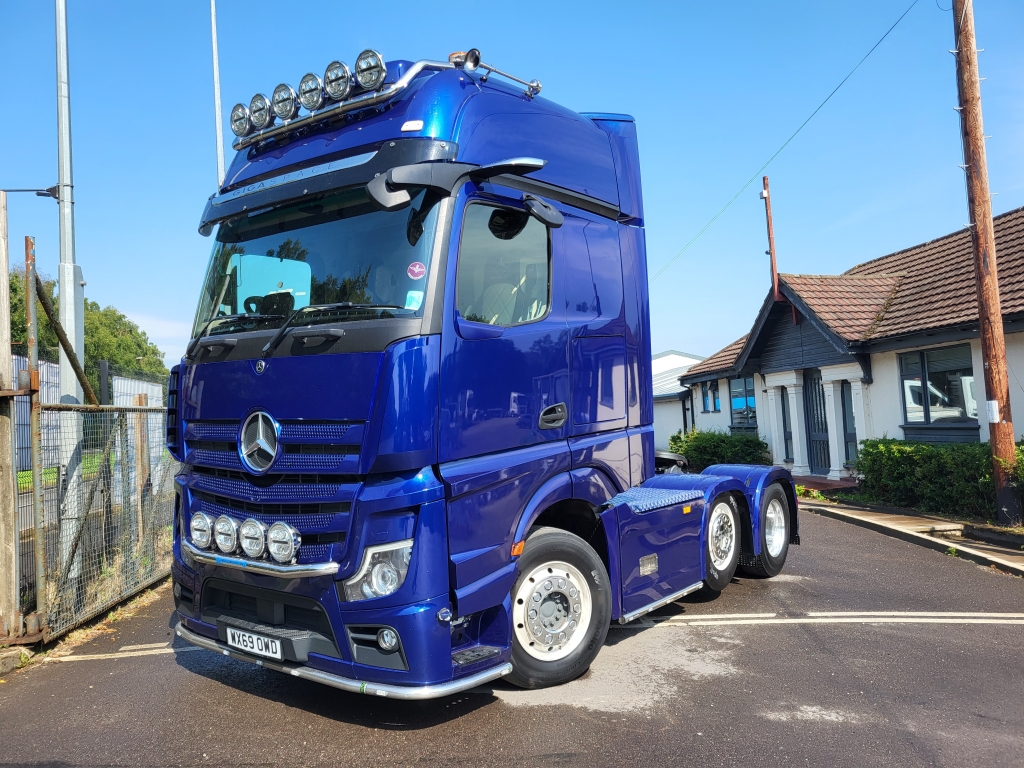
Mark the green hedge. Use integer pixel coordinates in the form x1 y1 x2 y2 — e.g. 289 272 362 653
854 438 997 519
668 429 771 472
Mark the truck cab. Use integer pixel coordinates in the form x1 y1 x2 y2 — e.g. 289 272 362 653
170 49 797 698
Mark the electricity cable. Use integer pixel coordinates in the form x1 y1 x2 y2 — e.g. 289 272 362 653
650 0 921 282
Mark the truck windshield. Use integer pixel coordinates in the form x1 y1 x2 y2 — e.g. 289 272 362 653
192 186 440 337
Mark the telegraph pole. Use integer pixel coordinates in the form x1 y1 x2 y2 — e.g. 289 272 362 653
760 176 781 302
55 0 85 405
210 0 226 186
951 0 1021 525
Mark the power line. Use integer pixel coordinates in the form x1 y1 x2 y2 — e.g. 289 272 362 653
650 0 921 282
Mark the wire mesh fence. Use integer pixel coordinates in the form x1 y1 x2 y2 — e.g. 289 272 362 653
16 402 178 638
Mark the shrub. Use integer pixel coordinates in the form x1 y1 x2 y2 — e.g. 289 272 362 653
854 438 996 520
668 429 771 472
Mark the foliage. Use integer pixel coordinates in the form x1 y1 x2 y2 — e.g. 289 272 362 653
668 429 771 472
9 269 167 393
854 438 997 520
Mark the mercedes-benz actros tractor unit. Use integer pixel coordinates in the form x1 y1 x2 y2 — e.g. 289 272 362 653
169 48 798 699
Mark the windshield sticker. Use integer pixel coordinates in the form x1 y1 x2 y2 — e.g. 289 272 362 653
407 262 426 280
405 291 424 311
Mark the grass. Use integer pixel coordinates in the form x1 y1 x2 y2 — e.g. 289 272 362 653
16 451 110 492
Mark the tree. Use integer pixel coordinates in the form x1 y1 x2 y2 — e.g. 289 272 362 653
8 269 168 392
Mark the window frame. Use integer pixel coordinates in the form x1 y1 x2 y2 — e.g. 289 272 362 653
841 380 858 463
729 376 756 428
710 380 721 412
701 383 710 413
453 198 553 330
898 344 976 427
780 385 794 461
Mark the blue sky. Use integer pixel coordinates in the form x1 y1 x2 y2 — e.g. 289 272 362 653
2 1 1023 365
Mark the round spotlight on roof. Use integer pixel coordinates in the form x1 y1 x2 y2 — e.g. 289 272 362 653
298 72 325 112
249 93 274 130
229 103 252 137
354 49 386 90
324 61 352 101
272 83 299 121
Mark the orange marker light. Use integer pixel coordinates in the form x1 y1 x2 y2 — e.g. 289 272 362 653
683 506 692 515
511 540 525 557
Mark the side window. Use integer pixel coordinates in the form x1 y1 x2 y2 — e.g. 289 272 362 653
456 204 550 327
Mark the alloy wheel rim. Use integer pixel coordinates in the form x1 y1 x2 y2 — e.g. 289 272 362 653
512 560 592 662
765 498 786 558
709 503 736 570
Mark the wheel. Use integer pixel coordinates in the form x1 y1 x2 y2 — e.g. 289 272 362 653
507 526 611 689
703 494 740 592
740 482 791 578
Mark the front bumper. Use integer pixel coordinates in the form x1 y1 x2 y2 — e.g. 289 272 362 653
175 621 511 699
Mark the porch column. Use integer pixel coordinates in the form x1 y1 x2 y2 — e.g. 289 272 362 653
765 386 784 465
823 380 847 480
787 384 810 476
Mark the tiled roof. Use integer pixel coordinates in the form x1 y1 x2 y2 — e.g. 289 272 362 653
843 205 1024 339
779 273 902 342
681 335 747 379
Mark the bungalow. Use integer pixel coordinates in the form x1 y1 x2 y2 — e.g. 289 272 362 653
651 350 705 450
679 205 1024 480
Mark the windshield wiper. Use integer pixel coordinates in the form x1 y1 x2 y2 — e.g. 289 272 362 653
185 313 282 360
260 303 407 359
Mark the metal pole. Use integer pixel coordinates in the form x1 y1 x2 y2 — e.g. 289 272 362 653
25 237 47 627
0 192 18 637
34 273 98 406
951 0 1021 526
55 0 85 406
760 176 781 303
210 0 226 186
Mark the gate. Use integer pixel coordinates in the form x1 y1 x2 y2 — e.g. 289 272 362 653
803 368 830 475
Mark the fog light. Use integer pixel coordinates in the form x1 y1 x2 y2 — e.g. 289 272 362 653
324 60 351 101
298 72 324 111
249 93 273 130
214 515 238 553
354 49 386 90
239 518 268 558
377 628 399 651
268 521 301 564
272 83 299 121
190 512 214 549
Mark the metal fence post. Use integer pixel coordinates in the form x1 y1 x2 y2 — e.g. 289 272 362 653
0 191 17 637
25 237 47 631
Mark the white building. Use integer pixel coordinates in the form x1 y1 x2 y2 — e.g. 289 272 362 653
651 350 705 450
679 206 1024 480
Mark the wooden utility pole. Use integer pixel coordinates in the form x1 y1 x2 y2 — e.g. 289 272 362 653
760 176 781 302
0 192 18 637
952 0 1021 526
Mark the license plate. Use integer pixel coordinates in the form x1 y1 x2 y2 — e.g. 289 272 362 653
226 627 283 660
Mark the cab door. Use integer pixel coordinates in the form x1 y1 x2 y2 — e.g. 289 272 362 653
438 186 570 614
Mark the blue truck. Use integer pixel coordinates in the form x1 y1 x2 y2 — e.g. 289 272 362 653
169 48 798 698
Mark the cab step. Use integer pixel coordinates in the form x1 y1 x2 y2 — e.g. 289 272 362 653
451 645 502 667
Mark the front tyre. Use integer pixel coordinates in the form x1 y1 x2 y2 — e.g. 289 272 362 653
740 482 791 578
507 527 611 689
703 495 740 592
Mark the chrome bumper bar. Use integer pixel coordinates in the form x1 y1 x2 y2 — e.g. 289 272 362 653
175 622 512 700
618 580 705 624
182 540 339 578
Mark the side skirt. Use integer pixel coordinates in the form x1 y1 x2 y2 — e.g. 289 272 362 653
617 581 705 625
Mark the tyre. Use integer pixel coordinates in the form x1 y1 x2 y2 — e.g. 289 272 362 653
507 526 611 689
703 494 740 592
740 482 791 578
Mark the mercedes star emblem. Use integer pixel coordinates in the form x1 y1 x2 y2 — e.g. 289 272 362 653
255 360 266 374
239 411 279 473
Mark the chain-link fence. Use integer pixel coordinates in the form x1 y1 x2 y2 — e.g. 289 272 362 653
21 404 178 637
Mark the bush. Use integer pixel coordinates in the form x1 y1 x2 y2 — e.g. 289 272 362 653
668 429 771 472
854 438 996 520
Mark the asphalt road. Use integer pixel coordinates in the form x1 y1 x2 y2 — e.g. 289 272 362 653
2 510 1023 767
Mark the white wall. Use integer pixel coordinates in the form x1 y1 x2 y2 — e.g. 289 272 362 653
692 377 732 433
653 398 685 450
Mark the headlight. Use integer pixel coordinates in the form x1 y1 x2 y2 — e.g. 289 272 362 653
298 72 324 111
354 49 386 90
190 512 214 549
268 521 301 564
239 519 268 558
343 539 413 601
214 515 238 553
249 93 273 130
323 61 351 101
272 83 299 121
229 103 252 137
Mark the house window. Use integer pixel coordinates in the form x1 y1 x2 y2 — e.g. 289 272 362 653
841 380 857 462
780 386 794 461
899 345 977 425
701 383 710 413
730 377 756 429
711 380 720 412
701 381 720 413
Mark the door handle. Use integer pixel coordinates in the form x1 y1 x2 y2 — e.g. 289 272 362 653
538 402 567 430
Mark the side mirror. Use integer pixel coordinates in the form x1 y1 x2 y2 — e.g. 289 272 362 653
523 195 563 228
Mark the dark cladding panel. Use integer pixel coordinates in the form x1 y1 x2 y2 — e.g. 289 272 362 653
759 311 850 374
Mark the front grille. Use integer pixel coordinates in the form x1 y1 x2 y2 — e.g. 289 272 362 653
189 466 353 502
193 491 346 531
